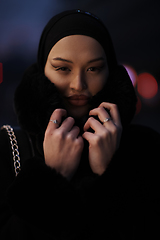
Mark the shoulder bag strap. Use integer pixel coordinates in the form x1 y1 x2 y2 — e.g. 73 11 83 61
1 125 34 177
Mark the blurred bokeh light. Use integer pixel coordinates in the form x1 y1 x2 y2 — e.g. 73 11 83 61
0 0 160 133
124 65 137 87
137 72 158 99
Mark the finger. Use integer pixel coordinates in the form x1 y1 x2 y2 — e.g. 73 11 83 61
83 117 104 133
67 126 80 139
89 107 111 124
99 102 122 127
82 131 94 142
48 109 67 131
76 136 84 151
59 117 75 133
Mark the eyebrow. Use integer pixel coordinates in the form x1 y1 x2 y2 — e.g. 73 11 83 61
52 57 105 64
52 57 73 63
87 57 105 63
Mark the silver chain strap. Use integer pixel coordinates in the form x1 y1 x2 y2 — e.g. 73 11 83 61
1 125 21 176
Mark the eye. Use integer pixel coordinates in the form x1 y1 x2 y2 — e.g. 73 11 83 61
87 66 104 72
55 67 71 72
51 65 71 72
87 67 97 72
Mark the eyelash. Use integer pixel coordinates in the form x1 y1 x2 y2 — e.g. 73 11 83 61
52 65 104 73
87 66 104 72
54 67 70 72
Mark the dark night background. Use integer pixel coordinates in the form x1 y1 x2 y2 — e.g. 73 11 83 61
0 0 160 132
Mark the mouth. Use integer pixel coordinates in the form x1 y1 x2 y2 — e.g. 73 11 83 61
66 95 90 106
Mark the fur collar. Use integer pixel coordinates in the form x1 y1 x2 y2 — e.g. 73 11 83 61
14 63 137 137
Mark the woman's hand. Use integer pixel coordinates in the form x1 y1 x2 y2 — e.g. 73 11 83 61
82 102 122 175
43 109 84 180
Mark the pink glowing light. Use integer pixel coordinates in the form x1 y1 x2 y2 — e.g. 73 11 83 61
124 65 137 87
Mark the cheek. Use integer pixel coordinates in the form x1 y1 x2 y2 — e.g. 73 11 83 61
88 66 109 95
88 77 107 96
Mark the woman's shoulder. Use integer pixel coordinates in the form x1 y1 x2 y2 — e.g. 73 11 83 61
0 125 35 194
117 123 160 171
121 124 160 147
120 124 160 178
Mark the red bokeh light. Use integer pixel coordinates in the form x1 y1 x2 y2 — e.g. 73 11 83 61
137 72 158 99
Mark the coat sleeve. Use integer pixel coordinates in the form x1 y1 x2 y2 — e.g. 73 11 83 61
0 156 88 239
76 125 160 239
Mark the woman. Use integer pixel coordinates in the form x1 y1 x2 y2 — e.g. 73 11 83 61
0 9 160 239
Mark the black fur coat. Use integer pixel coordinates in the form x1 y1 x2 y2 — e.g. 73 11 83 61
0 64 160 239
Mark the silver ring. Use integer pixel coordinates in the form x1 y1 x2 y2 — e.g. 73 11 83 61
103 117 112 123
50 119 59 124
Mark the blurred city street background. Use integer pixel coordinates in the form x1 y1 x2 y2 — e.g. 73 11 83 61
0 0 160 132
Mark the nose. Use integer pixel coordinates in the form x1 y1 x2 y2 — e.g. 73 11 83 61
70 71 87 91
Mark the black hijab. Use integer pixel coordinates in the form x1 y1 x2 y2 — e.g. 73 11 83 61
14 9 137 139
37 9 117 72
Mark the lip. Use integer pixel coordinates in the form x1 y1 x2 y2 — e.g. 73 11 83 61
66 95 90 106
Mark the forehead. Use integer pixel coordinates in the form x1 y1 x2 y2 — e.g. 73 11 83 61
48 35 106 60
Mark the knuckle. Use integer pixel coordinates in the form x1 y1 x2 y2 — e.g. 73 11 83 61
100 102 106 106
89 117 95 122
110 125 122 139
74 126 79 131
111 125 117 134
54 108 63 114
71 138 83 153
55 130 65 141
66 116 75 124
111 103 118 109
102 129 111 140
110 126 119 139
66 133 73 141
93 134 102 145
98 106 104 111
76 138 84 149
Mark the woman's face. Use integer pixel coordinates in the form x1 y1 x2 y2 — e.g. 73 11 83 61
45 35 109 119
